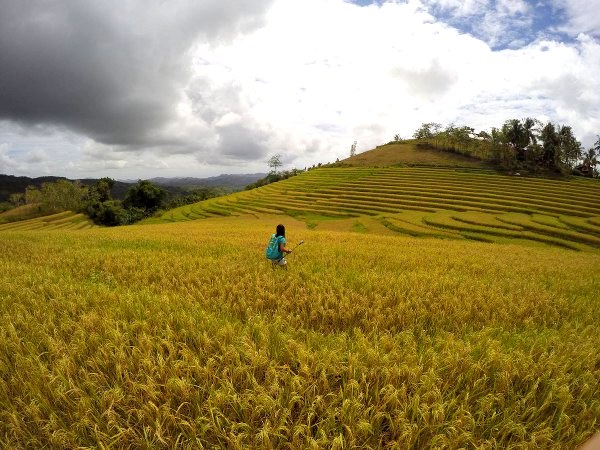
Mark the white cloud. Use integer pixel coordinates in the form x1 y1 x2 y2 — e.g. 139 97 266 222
496 0 529 15
0 144 20 172
423 0 491 16
553 0 600 36
24 149 49 164
184 0 599 167
2 0 600 178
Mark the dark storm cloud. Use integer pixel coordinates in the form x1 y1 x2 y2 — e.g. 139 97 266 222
0 0 273 148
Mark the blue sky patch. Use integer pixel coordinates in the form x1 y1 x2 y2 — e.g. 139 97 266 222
349 0 574 49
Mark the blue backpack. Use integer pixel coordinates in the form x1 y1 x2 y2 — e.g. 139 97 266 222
265 234 284 260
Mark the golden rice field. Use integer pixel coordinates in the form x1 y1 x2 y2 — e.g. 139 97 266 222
1 215 599 448
0 210 97 231
150 167 600 251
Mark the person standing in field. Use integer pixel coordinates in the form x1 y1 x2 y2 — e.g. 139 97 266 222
266 224 292 267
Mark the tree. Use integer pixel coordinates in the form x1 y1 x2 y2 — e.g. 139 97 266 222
84 178 117 223
413 123 434 140
39 180 86 213
453 126 475 153
95 177 114 202
92 200 125 226
581 148 598 175
502 119 527 162
123 180 165 214
350 141 357 157
25 185 43 205
540 122 560 170
522 117 540 163
8 192 25 207
393 134 401 142
557 125 582 169
268 154 282 174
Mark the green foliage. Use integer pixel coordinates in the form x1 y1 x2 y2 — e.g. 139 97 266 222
84 178 118 226
23 179 87 214
413 122 442 139
541 122 560 170
162 187 223 210
117 206 147 225
245 169 304 190
85 179 229 226
84 180 166 226
8 192 25 207
411 118 596 177
123 180 166 213
89 200 126 226
91 177 114 202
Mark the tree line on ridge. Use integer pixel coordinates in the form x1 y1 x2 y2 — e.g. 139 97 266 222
406 119 599 177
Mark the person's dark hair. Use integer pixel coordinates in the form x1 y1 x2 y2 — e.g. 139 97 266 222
276 224 285 237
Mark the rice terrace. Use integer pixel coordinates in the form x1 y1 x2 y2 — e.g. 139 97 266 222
0 140 598 449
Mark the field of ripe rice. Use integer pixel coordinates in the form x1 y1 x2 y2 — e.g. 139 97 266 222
0 210 97 231
151 167 600 251
1 215 599 448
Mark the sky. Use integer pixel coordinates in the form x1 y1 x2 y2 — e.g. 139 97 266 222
0 0 599 179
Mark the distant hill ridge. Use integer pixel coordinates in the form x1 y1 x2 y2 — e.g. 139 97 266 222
0 174 133 202
0 173 267 202
145 173 266 189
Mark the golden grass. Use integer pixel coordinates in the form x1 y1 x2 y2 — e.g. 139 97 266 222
0 203 44 223
341 142 489 168
0 216 599 448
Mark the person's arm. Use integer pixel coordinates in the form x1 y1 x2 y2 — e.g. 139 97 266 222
279 242 291 254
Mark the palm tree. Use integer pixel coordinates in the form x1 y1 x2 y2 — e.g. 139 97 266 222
522 117 540 162
558 125 582 168
502 119 531 162
540 122 560 169
582 148 598 171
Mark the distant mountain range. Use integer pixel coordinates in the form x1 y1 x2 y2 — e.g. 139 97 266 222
132 173 267 190
0 175 134 202
0 173 266 202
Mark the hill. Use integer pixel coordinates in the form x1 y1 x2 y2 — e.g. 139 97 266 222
147 173 266 190
340 141 491 168
1 143 600 447
0 210 97 230
0 174 132 201
148 165 600 251
0 172 265 203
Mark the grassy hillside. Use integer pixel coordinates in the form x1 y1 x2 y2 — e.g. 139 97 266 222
341 141 490 167
0 217 599 447
149 166 600 251
0 203 45 224
0 210 97 230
